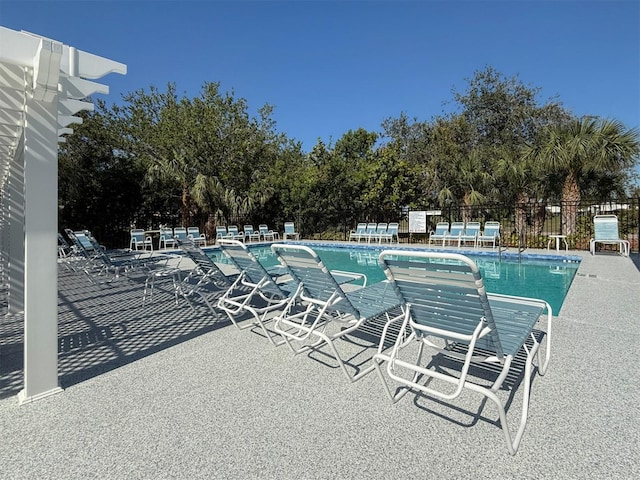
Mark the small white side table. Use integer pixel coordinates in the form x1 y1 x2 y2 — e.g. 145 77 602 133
547 234 568 252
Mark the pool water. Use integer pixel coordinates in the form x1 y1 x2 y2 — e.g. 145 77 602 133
210 244 579 314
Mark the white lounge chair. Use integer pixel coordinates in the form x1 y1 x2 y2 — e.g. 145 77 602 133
283 222 300 240
130 228 153 252
173 227 189 243
459 221 481 248
443 221 465 247
159 227 176 249
243 225 261 242
477 221 501 249
361 222 378 243
428 222 449 246
374 250 552 455
227 225 245 241
187 226 207 247
349 223 367 242
380 222 399 243
270 244 401 383
258 224 279 241
589 214 629 256
216 239 294 346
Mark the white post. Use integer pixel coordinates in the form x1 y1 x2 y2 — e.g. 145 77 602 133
1 27 125 404
17 41 64 404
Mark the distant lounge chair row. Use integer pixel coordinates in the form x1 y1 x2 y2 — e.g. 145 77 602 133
428 221 500 248
215 224 282 243
157 226 207 250
350 222 399 243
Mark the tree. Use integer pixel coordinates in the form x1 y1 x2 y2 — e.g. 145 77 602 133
525 117 640 234
58 105 146 246
114 82 282 227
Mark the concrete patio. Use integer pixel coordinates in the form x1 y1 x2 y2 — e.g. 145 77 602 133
1 247 639 479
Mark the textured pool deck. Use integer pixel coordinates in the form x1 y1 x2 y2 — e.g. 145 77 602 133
1 245 639 479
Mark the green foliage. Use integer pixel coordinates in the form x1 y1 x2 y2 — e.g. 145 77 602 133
58 67 639 247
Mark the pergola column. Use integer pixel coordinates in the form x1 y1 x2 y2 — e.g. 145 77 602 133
0 27 126 404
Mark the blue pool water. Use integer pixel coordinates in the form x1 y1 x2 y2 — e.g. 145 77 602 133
209 243 580 314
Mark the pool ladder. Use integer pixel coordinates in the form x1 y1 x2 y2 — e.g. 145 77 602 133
497 233 525 263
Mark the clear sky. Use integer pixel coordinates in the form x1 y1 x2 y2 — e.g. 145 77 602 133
2 0 639 152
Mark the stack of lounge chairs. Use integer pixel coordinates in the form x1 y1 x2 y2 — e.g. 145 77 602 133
349 222 399 243
428 221 500 249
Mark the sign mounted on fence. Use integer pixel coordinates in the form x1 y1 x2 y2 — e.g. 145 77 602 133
408 211 427 233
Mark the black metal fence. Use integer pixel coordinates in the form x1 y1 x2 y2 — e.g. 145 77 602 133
300 197 640 253
91 197 640 254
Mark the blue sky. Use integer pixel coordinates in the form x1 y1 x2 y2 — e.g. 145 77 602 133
2 0 639 152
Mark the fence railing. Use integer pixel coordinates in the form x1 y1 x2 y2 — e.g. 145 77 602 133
89 197 640 254
301 198 640 253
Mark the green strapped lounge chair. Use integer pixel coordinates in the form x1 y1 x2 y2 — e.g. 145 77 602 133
283 222 300 240
216 239 295 345
227 225 245 241
459 221 481 248
362 222 378 243
215 226 228 240
159 227 176 249
380 222 399 243
187 226 207 247
173 227 189 242
374 250 552 455
174 237 236 313
130 228 153 251
589 214 629 256
443 221 465 247
259 224 279 241
478 221 501 249
349 223 367 242
428 222 448 246
270 244 402 382
372 223 388 243
243 225 261 243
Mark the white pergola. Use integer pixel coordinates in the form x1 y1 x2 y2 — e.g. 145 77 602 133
0 27 126 404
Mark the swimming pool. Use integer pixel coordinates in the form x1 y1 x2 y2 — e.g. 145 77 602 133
209 243 580 314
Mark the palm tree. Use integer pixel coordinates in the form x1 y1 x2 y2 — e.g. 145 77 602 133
524 117 639 235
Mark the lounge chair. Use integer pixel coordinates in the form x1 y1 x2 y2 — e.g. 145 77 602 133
258 224 279 241
130 228 153 251
215 226 228 240
216 239 294 345
270 244 402 382
58 233 72 259
380 222 399 243
459 221 481 248
361 222 378 243
187 226 207 247
477 221 501 249
283 222 300 240
66 229 169 287
159 227 176 249
371 223 388 243
243 225 261 243
349 223 367 242
428 222 449 246
443 221 465 247
174 237 236 312
374 250 552 455
227 225 245 241
589 214 629 256
173 227 189 243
